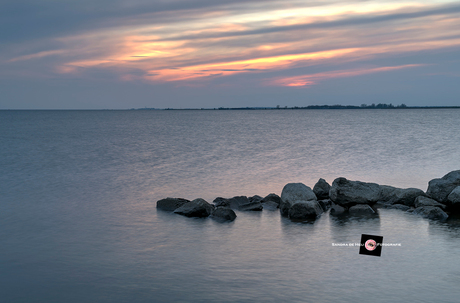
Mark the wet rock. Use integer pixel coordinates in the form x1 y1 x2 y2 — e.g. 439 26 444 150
413 206 448 221
330 203 347 215
288 200 323 220
329 177 381 207
447 186 460 211
213 197 230 208
313 178 331 200
414 196 446 210
280 183 317 216
173 198 214 217
262 201 279 211
426 170 460 203
211 207 237 222
379 186 426 207
318 199 332 212
228 196 263 211
261 193 281 206
348 204 376 215
156 197 190 211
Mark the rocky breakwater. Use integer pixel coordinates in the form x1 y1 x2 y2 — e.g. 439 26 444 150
156 170 460 223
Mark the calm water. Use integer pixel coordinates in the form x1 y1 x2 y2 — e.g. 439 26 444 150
1 109 460 302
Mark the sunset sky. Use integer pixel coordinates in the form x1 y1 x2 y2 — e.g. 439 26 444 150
2 0 460 109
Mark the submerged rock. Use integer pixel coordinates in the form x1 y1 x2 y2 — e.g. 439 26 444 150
329 203 346 215
329 177 380 207
348 204 376 215
313 178 331 200
413 206 448 221
280 183 316 216
288 200 323 220
211 207 237 222
414 196 446 210
173 198 214 217
156 197 190 211
426 170 460 203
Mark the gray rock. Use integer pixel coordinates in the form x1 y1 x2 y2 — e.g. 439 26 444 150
414 196 446 210
288 200 323 220
262 201 279 211
330 203 347 215
388 204 411 211
379 186 425 207
261 193 282 205
318 199 332 211
213 197 230 208
348 204 376 215
426 170 460 203
413 206 448 221
227 196 263 211
211 207 237 222
329 177 381 207
249 195 263 203
156 197 190 211
280 183 317 216
447 186 460 209
313 178 331 200
173 198 214 217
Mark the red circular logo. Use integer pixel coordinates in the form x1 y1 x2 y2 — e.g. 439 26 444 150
365 239 377 251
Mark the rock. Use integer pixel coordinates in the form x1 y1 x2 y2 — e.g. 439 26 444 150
261 193 282 205
249 195 263 203
280 183 317 216
211 207 237 222
318 199 332 211
414 196 446 210
413 206 448 221
156 197 190 211
379 186 425 207
426 170 460 203
329 177 381 207
262 201 279 211
173 198 214 217
227 196 263 211
447 186 460 211
288 200 323 220
313 178 331 200
330 203 346 215
348 204 376 215
388 204 411 211
213 197 230 208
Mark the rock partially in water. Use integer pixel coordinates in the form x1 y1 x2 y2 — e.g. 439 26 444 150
213 197 230 208
156 197 190 211
388 204 411 211
330 203 346 215
211 207 237 222
348 204 376 215
262 201 279 211
261 193 281 206
228 196 263 211
414 196 446 210
426 170 460 203
280 183 316 216
379 186 425 207
318 199 332 212
173 198 214 217
313 178 331 200
288 200 323 220
329 177 380 207
413 206 448 221
447 186 460 211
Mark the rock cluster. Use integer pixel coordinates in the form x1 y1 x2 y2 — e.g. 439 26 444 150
156 170 460 223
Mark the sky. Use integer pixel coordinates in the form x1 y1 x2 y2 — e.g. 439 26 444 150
1 0 460 109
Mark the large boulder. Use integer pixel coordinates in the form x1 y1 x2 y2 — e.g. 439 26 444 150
288 200 323 220
211 207 237 222
280 183 317 216
379 186 425 207
413 206 448 221
414 196 446 210
313 178 331 200
173 198 214 217
329 177 381 207
447 186 460 211
227 196 263 211
156 197 190 211
426 170 460 203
